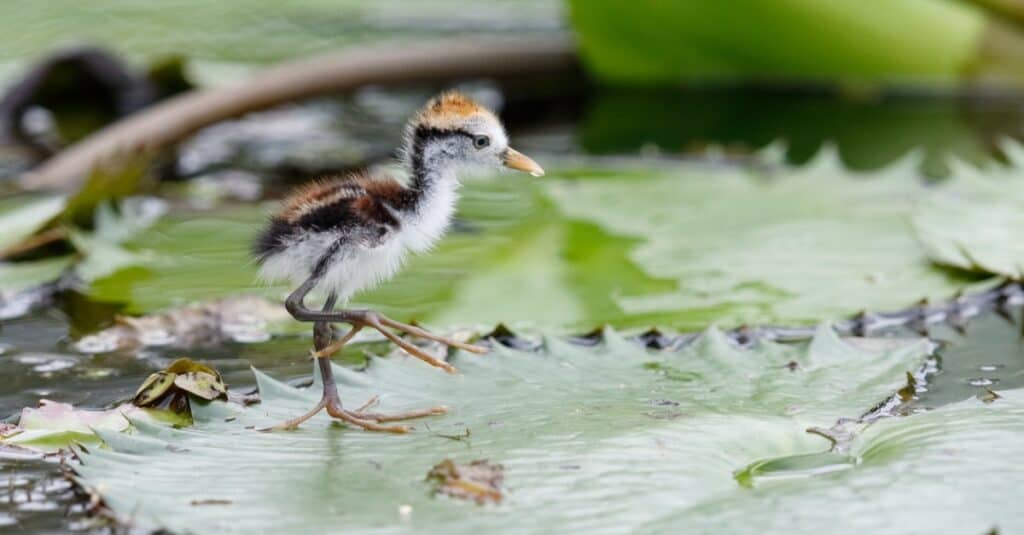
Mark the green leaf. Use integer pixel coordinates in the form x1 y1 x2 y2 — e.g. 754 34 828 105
543 150 987 328
62 155 151 227
641 391 1024 532
69 230 146 284
567 0 989 86
0 1 560 85
0 256 73 293
912 149 1024 278
0 400 188 453
85 208 291 311
0 195 65 252
74 327 943 533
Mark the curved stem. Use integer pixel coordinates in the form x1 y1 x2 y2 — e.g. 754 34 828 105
21 37 576 191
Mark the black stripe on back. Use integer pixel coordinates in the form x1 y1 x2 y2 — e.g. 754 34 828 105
252 217 295 262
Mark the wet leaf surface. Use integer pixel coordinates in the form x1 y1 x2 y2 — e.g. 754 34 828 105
73 327 942 533
913 144 1024 279
544 151 988 328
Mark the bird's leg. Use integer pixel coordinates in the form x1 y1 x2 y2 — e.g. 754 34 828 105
285 275 487 373
265 280 447 432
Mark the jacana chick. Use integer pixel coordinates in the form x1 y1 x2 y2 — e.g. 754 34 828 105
253 91 544 432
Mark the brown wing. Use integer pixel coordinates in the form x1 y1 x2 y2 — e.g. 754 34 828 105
253 173 407 261
277 176 367 224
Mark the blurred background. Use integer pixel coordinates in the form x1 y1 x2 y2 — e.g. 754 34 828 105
5 0 1024 531
6 0 1024 180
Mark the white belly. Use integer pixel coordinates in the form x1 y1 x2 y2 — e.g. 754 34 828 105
257 176 460 302
320 238 408 301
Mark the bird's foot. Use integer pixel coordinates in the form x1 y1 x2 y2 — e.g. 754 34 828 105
259 391 447 433
312 311 488 373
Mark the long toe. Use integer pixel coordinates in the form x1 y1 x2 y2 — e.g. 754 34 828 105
258 398 328 432
325 400 413 433
376 315 489 354
368 323 458 373
352 405 449 422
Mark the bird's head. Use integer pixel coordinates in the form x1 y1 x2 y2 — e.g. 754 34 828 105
404 91 544 179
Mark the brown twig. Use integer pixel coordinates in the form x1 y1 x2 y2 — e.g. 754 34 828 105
20 37 577 191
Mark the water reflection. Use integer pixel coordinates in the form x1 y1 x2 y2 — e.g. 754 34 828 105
578 88 1024 176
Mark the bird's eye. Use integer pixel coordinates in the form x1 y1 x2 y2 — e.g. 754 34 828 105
473 135 490 149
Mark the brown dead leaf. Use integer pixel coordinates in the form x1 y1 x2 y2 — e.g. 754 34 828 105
427 459 504 505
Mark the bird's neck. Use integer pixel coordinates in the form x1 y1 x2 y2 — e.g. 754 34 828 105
403 134 459 214
392 137 461 252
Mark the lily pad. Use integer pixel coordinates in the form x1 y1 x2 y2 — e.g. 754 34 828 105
0 195 65 253
912 149 1024 279
0 256 73 294
74 326 941 533
544 150 986 328
1 400 187 453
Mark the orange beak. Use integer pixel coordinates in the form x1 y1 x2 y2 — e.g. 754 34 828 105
503 148 545 177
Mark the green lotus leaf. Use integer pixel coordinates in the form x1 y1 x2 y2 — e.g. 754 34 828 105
1 400 187 453
0 195 65 252
544 150 990 328
912 145 1024 279
74 326 953 533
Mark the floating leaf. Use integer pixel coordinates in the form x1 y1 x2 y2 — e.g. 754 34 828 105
0 256 73 294
74 327 941 533
544 152 989 328
132 358 227 408
61 153 152 227
0 195 65 253
0 400 187 453
912 150 1024 279
85 208 291 312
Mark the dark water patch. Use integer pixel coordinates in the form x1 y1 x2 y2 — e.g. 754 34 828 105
910 309 1024 410
578 87 1024 177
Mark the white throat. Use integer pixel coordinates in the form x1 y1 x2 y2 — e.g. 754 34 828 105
398 168 459 253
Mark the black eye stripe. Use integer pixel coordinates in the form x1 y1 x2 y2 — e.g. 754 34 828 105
413 126 475 143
